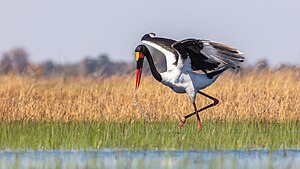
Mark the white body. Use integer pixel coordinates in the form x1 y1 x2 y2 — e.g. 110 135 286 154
160 58 221 103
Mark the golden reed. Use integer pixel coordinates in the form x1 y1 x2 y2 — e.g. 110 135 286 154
0 69 299 122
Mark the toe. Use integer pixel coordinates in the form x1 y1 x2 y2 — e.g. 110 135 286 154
197 120 202 131
179 117 186 129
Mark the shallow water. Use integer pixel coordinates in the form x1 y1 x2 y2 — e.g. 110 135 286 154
0 149 300 169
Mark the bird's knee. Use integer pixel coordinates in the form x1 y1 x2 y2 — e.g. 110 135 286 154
213 99 219 105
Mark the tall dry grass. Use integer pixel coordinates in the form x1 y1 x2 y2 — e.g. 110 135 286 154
0 69 299 122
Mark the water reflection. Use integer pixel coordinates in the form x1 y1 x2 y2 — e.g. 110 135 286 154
0 149 299 169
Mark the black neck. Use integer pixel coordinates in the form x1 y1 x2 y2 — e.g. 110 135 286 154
143 49 162 82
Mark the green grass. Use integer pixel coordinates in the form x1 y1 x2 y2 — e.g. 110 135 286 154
0 121 299 150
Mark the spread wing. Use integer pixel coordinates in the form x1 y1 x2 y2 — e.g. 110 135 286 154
172 38 244 73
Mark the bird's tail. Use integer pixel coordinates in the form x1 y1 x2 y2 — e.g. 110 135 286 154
202 40 245 69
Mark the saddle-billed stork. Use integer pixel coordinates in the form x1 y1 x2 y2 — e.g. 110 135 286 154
135 33 244 130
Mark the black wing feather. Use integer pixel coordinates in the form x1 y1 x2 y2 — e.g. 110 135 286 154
172 38 244 72
172 39 220 72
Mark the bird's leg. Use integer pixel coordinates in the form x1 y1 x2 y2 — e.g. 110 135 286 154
179 91 219 129
193 103 202 130
179 102 202 130
197 91 219 105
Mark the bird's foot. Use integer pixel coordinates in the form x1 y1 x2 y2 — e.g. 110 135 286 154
197 120 202 131
178 116 186 129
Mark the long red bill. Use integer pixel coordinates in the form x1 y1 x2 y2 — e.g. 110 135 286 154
135 67 142 89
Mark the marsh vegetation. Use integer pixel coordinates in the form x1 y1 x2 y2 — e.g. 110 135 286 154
0 69 299 149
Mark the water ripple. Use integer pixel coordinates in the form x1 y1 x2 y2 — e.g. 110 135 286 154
0 149 300 169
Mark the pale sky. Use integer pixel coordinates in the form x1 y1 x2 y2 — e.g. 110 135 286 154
0 0 300 65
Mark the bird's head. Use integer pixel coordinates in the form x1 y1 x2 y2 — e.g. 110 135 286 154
135 45 150 89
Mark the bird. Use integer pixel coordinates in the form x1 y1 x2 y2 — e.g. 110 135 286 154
135 33 244 130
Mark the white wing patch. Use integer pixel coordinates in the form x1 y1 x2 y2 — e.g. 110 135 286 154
142 40 177 71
